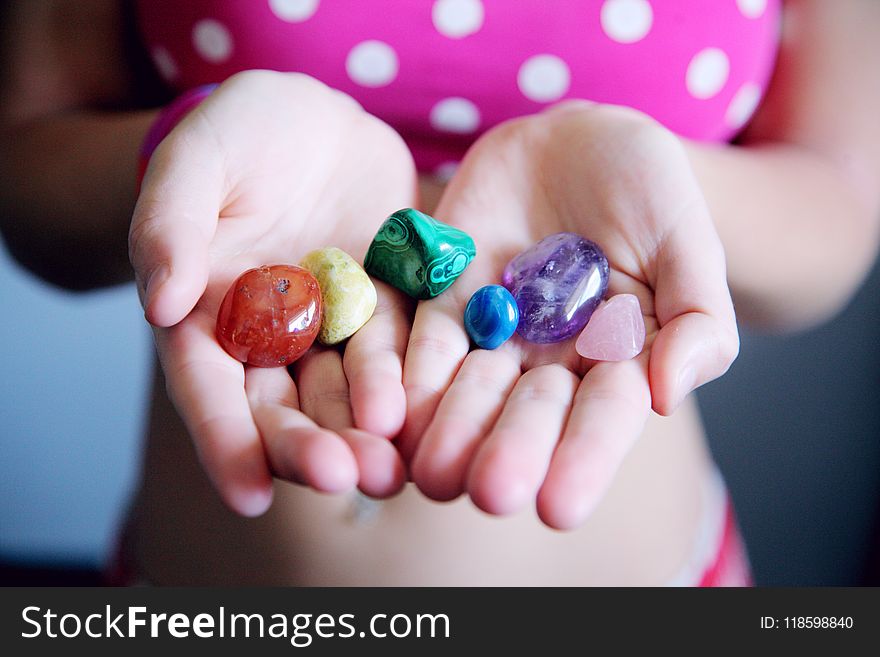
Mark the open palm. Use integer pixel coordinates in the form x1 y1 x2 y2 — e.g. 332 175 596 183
400 103 738 529
130 71 416 515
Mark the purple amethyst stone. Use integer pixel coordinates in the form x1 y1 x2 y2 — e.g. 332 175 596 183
503 232 610 344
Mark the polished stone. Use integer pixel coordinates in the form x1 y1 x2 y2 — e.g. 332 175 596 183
575 294 646 361
503 232 609 343
216 264 322 367
364 208 476 299
464 285 519 350
300 247 377 345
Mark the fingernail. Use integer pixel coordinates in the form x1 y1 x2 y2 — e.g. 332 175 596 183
144 264 170 308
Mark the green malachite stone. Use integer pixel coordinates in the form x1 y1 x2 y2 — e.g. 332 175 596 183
363 208 476 300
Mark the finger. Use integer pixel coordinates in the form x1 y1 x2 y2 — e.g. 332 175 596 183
411 348 520 501
294 348 353 431
343 283 411 438
466 364 579 516
650 312 739 415
650 212 739 415
129 121 224 328
296 329 407 495
339 429 407 498
398 295 471 461
536 354 651 530
246 365 358 493
155 312 273 517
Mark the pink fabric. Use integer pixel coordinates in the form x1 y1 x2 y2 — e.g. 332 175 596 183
136 0 780 173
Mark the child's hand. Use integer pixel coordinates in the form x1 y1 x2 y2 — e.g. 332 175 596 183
129 71 415 516
400 102 738 529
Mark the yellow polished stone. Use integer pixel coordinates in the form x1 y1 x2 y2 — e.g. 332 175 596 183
299 247 377 345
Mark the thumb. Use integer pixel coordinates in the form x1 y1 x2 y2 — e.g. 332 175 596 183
649 207 739 415
129 118 224 327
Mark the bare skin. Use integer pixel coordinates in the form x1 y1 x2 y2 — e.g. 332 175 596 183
129 366 714 585
2 1 879 583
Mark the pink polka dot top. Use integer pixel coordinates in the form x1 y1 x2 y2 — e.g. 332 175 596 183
136 0 781 174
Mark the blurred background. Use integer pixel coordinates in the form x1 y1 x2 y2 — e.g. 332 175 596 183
1 235 879 586
0 240 151 584
700 260 880 585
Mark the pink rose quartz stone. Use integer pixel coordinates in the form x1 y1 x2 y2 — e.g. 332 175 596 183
575 294 646 362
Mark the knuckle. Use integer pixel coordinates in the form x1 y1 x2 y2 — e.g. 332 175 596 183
510 368 578 406
408 334 467 361
127 215 163 270
170 357 242 390
577 385 645 415
509 385 565 406
191 414 237 445
510 384 565 407
299 387 351 412
249 388 298 412
403 381 444 400
455 353 519 394
454 369 508 396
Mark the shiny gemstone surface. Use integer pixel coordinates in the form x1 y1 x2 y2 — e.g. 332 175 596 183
575 294 646 361
299 247 377 345
216 264 322 367
502 232 609 344
464 285 519 350
364 208 476 300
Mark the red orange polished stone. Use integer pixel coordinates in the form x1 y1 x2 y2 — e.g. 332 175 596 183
216 265 322 367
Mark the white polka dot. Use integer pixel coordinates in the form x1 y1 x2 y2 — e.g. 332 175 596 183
432 0 484 39
433 161 460 182
725 82 762 129
430 98 481 134
192 19 233 64
736 0 767 19
686 48 730 99
517 54 571 103
269 0 320 22
600 0 653 44
151 46 178 81
346 40 399 87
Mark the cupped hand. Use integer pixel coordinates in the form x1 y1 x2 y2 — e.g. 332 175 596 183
400 102 739 529
129 71 415 515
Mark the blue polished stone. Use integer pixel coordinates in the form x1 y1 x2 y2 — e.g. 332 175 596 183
464 285 519 350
